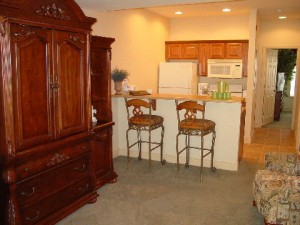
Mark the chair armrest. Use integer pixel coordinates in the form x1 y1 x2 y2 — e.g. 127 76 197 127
264 152 300 176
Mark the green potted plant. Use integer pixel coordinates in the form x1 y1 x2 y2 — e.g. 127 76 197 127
111 67 129 94
277 49 297 95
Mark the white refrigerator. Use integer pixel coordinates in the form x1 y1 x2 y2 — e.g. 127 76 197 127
158 62 198 95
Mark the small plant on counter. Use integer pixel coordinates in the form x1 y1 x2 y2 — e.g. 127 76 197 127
111 67 129 82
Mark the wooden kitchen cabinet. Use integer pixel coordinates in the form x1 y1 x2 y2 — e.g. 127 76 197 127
0 1 98 224
226 43 243 58
181 43 198 59
209 43 225 58
165 43 182 59
198 43 210 75
165 42 198 59
242 42 249 77
90 36 118 189
165 40 249 76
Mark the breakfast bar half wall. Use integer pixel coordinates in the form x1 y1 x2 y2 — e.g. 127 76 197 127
112 94 245 171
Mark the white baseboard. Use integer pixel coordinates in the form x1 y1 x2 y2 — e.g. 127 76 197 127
114 148 238 171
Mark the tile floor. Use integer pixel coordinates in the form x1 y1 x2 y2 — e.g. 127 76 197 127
242 127 298 164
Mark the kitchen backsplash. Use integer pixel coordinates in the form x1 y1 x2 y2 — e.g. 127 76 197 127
198 76 248 90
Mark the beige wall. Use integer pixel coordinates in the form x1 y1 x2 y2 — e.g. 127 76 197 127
83 8 170 93
170 14 249 40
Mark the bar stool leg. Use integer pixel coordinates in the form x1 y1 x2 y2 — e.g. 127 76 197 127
148 129 152 172
160 125 166 165
137 129 142 161
176 133 180 177
200 134 204 182
126 129 130 168
210 130 216 173
185 134 190 168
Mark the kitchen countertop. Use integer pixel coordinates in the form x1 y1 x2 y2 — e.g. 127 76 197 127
112 93 245 103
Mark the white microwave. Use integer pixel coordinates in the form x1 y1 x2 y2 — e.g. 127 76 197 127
207 59 243 78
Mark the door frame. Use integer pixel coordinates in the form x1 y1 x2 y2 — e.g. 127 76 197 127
256 45 299 132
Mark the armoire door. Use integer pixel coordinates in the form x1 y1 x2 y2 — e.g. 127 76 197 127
53 31 87 138
10 23 54 151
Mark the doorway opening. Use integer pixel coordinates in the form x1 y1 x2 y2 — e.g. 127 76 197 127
263 48 297 129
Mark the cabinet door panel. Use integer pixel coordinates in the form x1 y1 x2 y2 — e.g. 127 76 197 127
198 43 209 75
209 43 225 58
182 44 198 59
165 44 181 59
242 43 248 77
92 128 110 178
11 24 54 151
54 31 87 138
226 43 242 58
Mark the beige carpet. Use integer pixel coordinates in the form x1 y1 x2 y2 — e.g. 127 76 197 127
264 111 292 129
57 156 264 225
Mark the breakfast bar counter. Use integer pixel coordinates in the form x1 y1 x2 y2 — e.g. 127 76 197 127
112 93 245 171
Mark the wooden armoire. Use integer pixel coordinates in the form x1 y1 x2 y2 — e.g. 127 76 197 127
0 1 116 224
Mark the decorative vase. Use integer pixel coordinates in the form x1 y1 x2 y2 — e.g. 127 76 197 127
114 81 123 95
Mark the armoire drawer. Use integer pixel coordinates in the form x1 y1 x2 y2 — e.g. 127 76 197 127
16 155 90 206
16 140 90 181
20 177 92 225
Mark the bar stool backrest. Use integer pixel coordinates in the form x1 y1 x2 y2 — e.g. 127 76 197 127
125 98 152 121
175 100 206 122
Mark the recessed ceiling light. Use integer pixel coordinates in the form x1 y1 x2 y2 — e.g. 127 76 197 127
278 16 287 19
175 11 183 15
222 8 231 12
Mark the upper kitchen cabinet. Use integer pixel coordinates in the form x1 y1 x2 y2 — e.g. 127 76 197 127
165 43 181 59
209 43 225 59
181 43 198 59
165 42 198 60
165 40 249 76
242 42 249 77
209 42 243 59
198 43 210 76
226 43 243 59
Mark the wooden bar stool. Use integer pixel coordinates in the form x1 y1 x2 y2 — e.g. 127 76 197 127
125 98 166 171
175 100 216 181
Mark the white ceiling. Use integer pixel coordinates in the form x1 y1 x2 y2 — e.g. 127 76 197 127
75 0 300 21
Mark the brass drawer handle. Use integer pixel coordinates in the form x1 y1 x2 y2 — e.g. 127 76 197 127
21 187 35 197
26 210 40 222
78 184 89 192
75 164 86 172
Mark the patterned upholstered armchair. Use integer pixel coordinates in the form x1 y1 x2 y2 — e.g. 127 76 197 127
253 152 300 225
